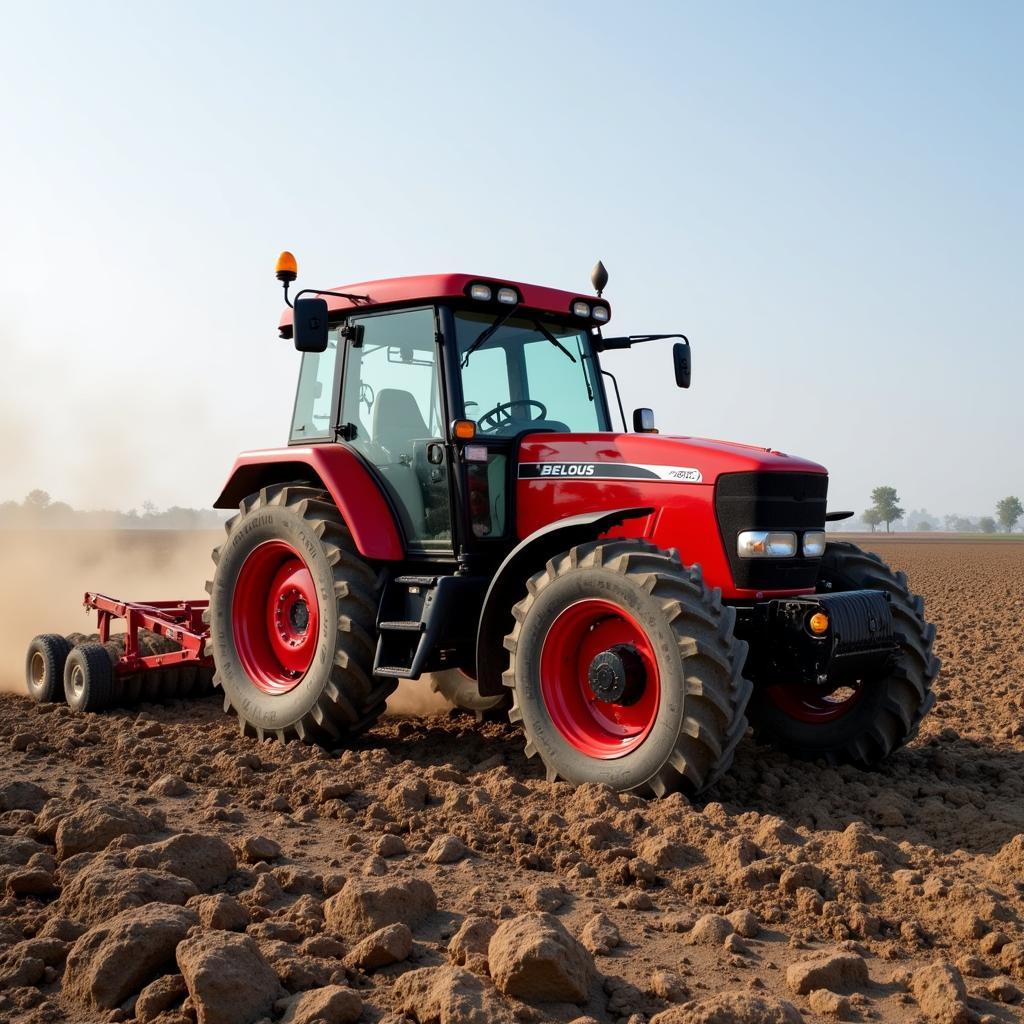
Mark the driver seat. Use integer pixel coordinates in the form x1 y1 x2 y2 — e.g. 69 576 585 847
373 389 429 457
371 388 430 538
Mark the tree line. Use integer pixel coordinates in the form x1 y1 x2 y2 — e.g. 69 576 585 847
863 486 1023 534
0 490 225 530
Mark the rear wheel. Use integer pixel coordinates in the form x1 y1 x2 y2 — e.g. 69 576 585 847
748 541 939 764
428 669 509 720
64 643 114 712
503 539 751 797
206 484 392 744
26 634 71 704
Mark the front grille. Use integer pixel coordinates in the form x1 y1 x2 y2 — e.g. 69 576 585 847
715 471 828 591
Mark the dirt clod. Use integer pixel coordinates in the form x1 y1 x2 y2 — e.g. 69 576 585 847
909 962 970 1024
786 951 869 995
176 929 283 1024
488 912 594 1003
63 902 197 1009
346 922 413 970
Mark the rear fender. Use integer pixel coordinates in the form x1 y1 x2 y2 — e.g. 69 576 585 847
214 446 404 561
475 507 653 696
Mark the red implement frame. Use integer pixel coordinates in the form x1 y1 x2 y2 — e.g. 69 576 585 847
84 592 212 675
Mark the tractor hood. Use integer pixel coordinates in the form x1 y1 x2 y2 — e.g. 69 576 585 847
515 432 828 599
517 432 827 484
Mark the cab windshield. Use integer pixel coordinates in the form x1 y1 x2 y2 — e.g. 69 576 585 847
453 310 609 435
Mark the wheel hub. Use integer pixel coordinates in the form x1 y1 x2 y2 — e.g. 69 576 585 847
232 540 321 695
539 599 661 759
587 644 645 705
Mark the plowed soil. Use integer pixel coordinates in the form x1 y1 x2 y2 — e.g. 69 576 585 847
1 539 1023 1024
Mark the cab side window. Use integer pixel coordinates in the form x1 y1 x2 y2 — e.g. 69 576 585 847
290 329 339 440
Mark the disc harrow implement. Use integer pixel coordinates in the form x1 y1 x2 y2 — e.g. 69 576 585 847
26 593 215 713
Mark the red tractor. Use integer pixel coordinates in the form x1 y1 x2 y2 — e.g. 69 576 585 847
27 256 939 796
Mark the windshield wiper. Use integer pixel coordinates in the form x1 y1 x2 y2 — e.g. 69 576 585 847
461 306 517 368
531 320 576 364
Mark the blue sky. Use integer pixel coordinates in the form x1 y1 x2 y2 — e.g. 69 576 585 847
0 1 1020 517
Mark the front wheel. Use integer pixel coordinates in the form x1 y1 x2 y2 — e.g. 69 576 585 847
503 539 751 797
748 541 939 765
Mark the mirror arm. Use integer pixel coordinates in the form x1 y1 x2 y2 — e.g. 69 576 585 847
600 369 628 432
293 287 373 307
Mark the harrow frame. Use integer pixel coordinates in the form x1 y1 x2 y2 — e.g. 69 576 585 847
84 592 213 675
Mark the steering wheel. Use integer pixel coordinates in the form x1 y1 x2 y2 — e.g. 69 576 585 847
478 399 548 434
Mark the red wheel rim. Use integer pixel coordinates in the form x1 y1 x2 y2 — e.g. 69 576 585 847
764 682 865 723
539 599 661 759
232 540 320 695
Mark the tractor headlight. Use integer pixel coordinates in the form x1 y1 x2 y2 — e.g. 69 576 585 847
592 304 610 322
496 287 518 304
572 300 591 318
737 530 798 558
469 283 492 301
803 531 827 557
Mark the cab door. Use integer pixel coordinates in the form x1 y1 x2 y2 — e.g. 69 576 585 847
338 307 454 554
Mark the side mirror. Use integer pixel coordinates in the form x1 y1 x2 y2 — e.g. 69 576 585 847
673 340 691 389
294 297 330 353
633 407 657 433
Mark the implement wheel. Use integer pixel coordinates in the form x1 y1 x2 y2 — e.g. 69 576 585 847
749 541 939 765
206 484 391 744
26 634 72 704
64 643 114 713
503 539 750 797
428 669 509 720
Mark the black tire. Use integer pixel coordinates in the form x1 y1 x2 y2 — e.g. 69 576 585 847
64 643 114 713
205 483 392 744
748 541 939 765
503 539 751 797
25 634 72 704
428 669 510 720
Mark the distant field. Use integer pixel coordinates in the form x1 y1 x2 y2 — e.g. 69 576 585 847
837 532 1024 543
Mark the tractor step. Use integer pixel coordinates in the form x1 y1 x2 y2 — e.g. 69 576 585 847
374 665 413 679
373 572 488 682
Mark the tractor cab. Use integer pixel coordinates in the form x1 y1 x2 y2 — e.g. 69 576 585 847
283 267 623 563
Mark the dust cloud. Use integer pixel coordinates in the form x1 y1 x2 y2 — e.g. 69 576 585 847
387 679 450 717
0 530 220 694
0 528 452 715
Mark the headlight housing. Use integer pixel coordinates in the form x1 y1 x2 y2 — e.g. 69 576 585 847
737 530 798 558
802 530 827 557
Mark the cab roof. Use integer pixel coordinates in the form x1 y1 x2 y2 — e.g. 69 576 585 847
278 273 611 336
